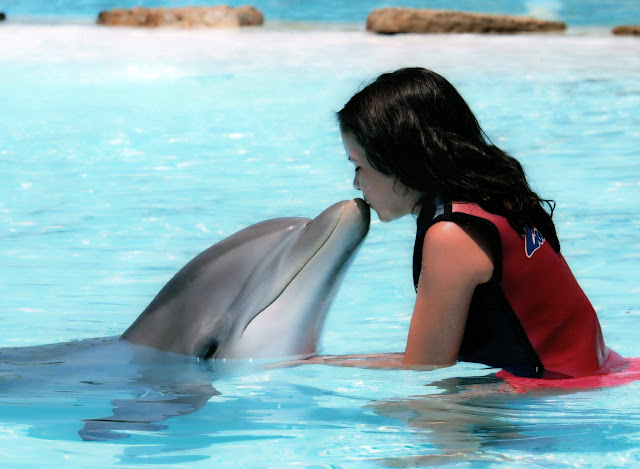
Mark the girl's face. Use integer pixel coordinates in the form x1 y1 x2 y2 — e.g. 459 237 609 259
341 132 422 222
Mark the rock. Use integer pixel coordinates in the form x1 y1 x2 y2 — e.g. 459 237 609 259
612 25 640 36
366 8 566 34
234 5 264 26
0 12 6 21
96 5 264 28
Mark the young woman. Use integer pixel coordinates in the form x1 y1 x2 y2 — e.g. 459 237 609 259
321 67 631 380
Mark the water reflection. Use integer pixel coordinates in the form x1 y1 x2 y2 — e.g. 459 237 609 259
368 374 579 466
0 338 226 441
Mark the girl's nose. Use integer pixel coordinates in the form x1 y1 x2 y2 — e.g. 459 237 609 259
353 172 361 190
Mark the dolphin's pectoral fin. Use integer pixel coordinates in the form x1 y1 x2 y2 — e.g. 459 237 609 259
78 382 220 441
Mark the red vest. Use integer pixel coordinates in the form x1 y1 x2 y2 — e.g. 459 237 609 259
414 202 616 378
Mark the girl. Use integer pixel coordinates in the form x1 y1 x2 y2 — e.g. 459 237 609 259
327 67 630 380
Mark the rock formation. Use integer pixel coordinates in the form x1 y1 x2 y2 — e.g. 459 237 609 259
612 25 640 36
366 8 566 34
97 5 263 28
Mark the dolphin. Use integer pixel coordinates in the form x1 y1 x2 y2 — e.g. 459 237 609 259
120 198 370 360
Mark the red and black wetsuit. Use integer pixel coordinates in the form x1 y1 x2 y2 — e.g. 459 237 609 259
413 202 627 379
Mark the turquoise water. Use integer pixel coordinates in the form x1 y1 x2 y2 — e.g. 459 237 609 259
1 3 640 467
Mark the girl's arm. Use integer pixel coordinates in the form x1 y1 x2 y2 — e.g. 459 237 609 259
272 353 434 370
403 221 493 367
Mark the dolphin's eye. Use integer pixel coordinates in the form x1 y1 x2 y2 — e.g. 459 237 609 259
202 340 219 360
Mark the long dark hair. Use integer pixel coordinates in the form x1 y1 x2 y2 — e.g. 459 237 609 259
337 67 560 252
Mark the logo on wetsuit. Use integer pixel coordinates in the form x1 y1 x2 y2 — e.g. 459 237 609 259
524 225 545 258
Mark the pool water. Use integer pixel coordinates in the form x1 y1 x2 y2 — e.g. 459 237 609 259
1 2 640 467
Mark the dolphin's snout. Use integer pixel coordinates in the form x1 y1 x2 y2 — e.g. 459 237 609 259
291 199 369 262
333 198 370 236
351 198 370 224
230 199 371 359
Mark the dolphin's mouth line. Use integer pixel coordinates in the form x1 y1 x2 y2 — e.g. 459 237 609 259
238 208 344 336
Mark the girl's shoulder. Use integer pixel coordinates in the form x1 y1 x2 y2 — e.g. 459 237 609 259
422 220 494 285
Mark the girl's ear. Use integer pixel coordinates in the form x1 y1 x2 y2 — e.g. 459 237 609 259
391 178 410 196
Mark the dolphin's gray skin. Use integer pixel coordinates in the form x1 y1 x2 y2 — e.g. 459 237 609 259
120 198 370 360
